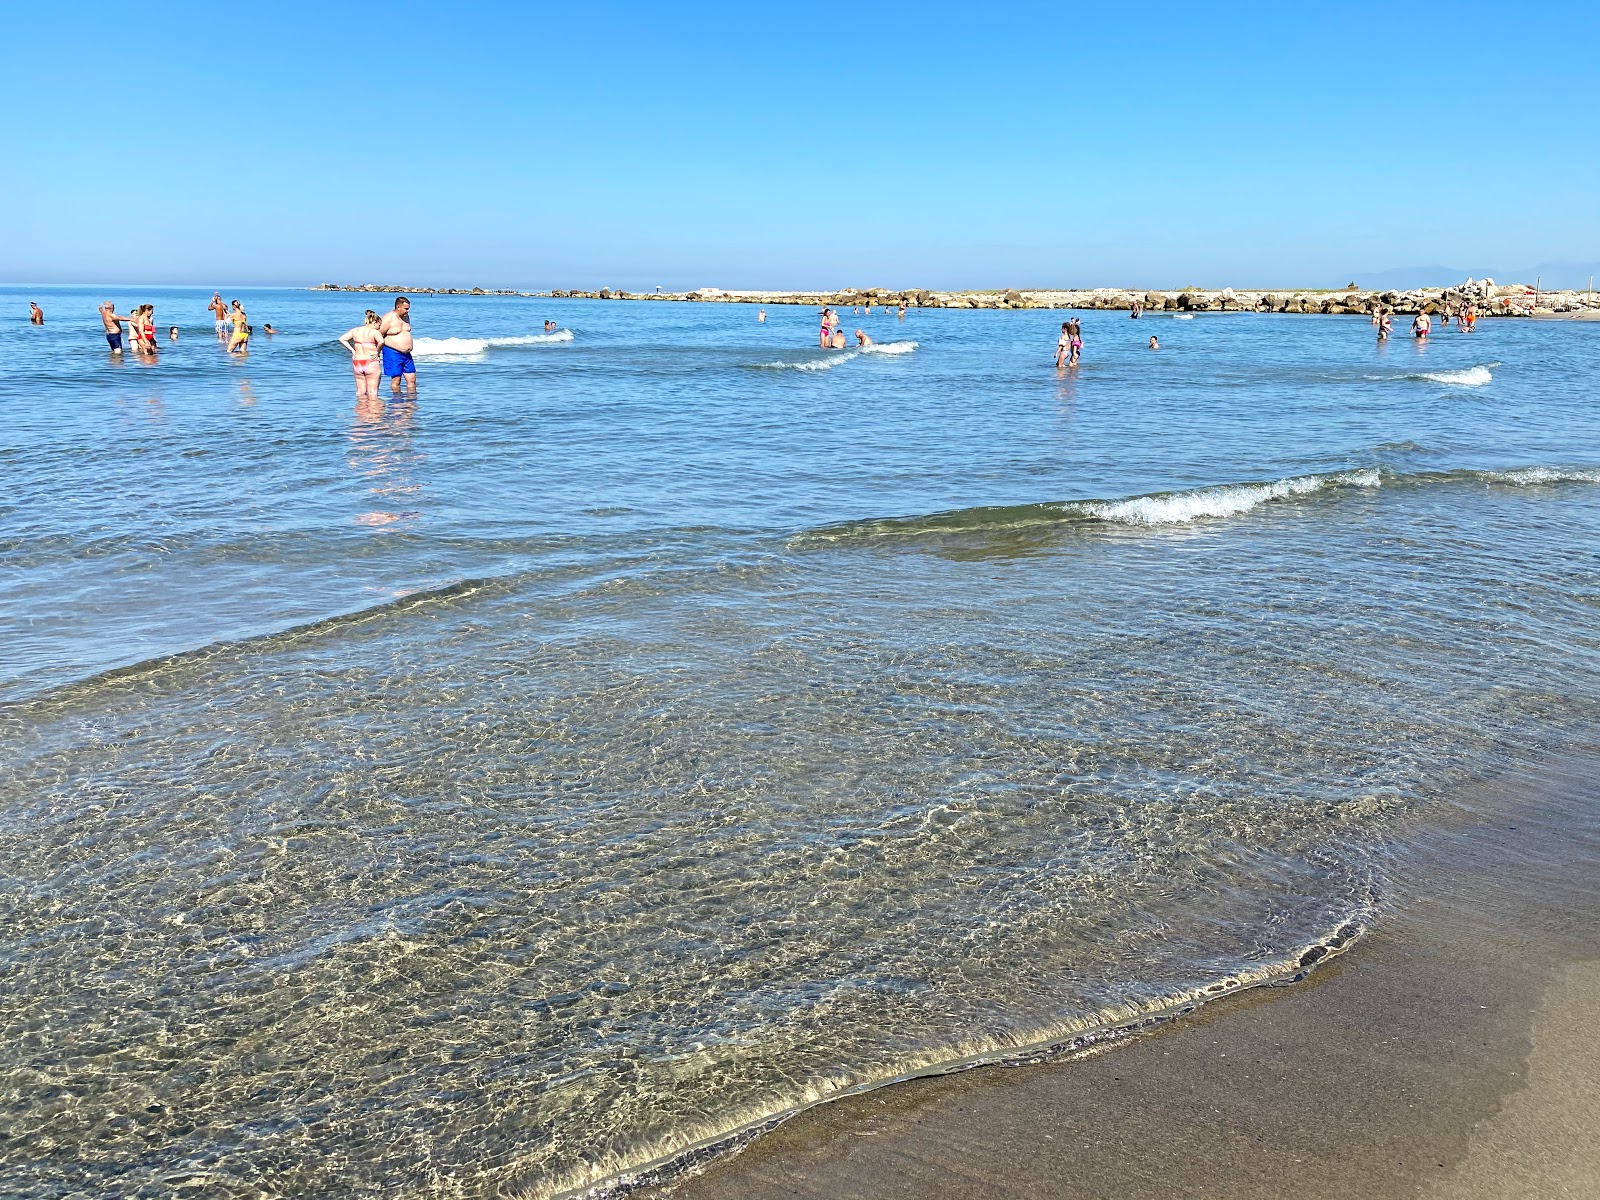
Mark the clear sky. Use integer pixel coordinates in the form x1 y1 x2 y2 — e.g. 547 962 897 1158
3 2 1595 290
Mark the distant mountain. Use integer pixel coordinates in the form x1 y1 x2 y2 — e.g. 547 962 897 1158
1349 261 1600 291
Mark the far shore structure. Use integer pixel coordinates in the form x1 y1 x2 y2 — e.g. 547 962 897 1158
309 281 1600 318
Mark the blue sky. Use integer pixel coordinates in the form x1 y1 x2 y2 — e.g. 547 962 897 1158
3 2 1595 289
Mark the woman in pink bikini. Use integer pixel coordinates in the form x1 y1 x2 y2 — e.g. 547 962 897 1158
339 310 385 399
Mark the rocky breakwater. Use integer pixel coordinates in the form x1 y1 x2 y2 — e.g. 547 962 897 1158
310 284 533 296
548 284 1600 317
315 282 1599 318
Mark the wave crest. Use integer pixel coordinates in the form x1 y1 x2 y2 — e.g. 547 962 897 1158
413 330 574 358
792 463 1600 550
1412 365 1493 387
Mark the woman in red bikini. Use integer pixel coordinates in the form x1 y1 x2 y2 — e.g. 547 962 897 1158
339 310 385 399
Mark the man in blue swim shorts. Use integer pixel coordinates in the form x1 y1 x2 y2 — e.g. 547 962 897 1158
99 301 132 355
378 296 417 395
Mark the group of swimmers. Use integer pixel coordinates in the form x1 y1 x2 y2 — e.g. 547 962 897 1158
206 293 262 354
816 303 907 348
1374 302 1478 342
87 291 279 357
97 302 174 355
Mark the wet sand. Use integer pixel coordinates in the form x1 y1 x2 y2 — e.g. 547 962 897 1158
639 758 1600 1200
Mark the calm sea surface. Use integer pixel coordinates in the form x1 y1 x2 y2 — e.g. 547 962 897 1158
3 286 1598 1197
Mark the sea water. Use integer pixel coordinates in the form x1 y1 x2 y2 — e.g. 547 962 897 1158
2 287 1598 1197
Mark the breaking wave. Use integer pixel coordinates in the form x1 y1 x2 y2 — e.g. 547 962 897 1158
412 330 574 358
756 342 917 371
792 464 1600 548
757 351 860 372
1082 470 1380 525
1412 365 1493 387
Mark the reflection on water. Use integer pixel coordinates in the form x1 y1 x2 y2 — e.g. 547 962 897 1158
349 397 425 526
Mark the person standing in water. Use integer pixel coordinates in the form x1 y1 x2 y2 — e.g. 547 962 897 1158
379 296 417 394
209 292 230 341
855 329 873 347
1412 311 1431 339
29 302 43 324
1377 310 1391 342
340 309 386 400
1067 317 1083 366
99 302 134 354
758 308 766 323
818 307 837 348
1054 321 1072 368
229 300 250 354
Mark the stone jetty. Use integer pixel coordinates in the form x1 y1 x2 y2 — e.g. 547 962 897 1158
310 282 1600 317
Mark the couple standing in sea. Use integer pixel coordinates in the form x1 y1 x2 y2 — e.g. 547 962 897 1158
339 297 416 399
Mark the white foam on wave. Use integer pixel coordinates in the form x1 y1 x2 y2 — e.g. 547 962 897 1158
493 329 575 346
1486 467 1600 486
412 329 574 358
1416 365 1492 387
761 351 861 371
1079 469 1381 527
760 340 917 371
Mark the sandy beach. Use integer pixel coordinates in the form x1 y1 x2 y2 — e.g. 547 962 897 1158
640 756 1600 1200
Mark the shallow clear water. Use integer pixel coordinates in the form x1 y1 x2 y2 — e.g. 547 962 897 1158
3 287 1598 1197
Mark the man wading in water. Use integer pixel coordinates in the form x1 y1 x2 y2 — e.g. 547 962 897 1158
378 296 417 395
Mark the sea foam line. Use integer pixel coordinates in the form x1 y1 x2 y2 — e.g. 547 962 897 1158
758 341 918 371
1412 365 1493 387
413 330 574 358
526 918 1366 1200
1078 469 1381 527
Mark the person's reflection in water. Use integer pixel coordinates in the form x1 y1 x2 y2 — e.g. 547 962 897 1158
1053 365 1079 412
349 396 426 526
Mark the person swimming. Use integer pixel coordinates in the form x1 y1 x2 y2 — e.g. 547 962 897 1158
169 326 179 342
544 320 557 332
1149 335 1159 349
262 323 278 335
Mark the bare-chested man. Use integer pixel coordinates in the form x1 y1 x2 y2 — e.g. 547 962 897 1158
378 296 416 394
208 292 230 340
855 329 873 347
30 302 44 324
99 302 134 354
